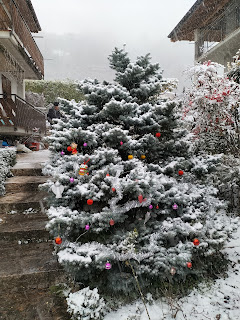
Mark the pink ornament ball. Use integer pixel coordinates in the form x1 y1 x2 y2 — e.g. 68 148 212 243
83 142 87 147
70 177 74 183
85 224 90 230
120 141 123 145
149 205 153 209
172 203 178 210
61 151 65 155
105 262 112 270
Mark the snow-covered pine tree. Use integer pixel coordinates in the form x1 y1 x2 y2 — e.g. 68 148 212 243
183 61 240 155
228 48 240 84
43 49 233 298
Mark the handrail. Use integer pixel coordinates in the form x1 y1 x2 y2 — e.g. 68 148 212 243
0 94 46 134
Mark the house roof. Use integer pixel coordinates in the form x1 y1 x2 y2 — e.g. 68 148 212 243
15 0 41 32
168 0 231 42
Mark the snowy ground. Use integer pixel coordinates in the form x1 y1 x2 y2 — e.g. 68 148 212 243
105 218 240 320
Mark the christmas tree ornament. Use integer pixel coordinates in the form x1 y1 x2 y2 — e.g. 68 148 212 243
149 205 153 209
187 262 192 268
138 194 143 203
105 262 112 270
79 159 90 176
87 199 93 205
170 267 176 275
193 238 200 246
156 205 159 209
141 155 146 159
72 149 78 155
55 236 62 245
155 132 161 137
109 219 115 226
83 142 87 147
67 146 73 152
60 151 65 155
85 224 90 230
178 170 184 176
106 173 110 177
120 141 123 145
112 188 116 192
71 142 78 149
70 177 74 183
128 155 133 160
172 203 178 210
51 181 64 198
144 212 151 224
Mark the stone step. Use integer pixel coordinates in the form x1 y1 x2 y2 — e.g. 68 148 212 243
0 270 69 320
0 191 48 213
0 210 48 225
5 176 49 193
0 241 58 277
11 167 43 176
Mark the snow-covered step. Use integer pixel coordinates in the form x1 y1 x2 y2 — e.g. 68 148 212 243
0 241 57 277
0 191 47 213
5 175 49 192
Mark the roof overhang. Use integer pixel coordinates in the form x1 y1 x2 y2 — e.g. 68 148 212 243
168 0 231 42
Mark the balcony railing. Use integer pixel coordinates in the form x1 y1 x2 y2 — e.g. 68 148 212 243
196 0 240 59
0 94 46 135
0 0 44 77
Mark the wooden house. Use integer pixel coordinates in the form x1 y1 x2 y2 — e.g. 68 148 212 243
168 0 240 67
0 0 45 137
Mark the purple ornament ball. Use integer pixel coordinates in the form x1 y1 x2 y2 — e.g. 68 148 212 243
149 204 153 209
70 177 74 183
85 224 90 230
83 142 87 147
172 203 178 210
61 151 65 155
105 262 112 270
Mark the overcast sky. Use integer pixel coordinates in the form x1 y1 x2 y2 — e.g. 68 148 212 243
31 0 196 89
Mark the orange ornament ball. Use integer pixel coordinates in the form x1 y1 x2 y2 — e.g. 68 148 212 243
156 132 161 138
109 219 115 226
55 236 62 245
128 155 133 160
87 199 93 205
178 170 184 176
193 238 200 246
187 262 192 268
67 146 73 152
141 155 146 159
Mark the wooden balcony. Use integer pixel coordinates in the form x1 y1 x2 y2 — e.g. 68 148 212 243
0 0 44 79
0 94 46 136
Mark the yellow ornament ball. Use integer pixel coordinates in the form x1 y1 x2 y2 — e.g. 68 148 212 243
141 155 146 159
128 155 133 160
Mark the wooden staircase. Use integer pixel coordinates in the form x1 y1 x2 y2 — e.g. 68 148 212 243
0 152 69 320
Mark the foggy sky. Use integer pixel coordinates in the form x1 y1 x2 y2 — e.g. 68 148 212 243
31 0 196 89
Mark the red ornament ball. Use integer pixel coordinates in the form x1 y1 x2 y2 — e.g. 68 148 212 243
112 188 116 192
156 132 161 138
193 238 200 246
156 205 159 209
178 170 184 176
106 173 110 177
55 236 62 245
187 262 192 268
109 219 115 226
67 146 73 152
87 199 93 205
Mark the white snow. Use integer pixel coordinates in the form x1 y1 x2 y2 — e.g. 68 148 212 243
104 218 240 320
